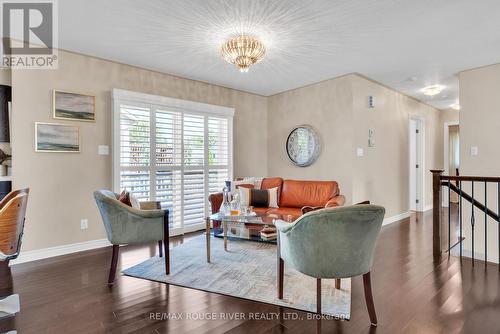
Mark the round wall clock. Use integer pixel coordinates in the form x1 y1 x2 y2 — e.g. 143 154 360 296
286 125 321 167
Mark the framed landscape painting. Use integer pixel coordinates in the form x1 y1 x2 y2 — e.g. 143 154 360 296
53 90 95 121
35 122 80 153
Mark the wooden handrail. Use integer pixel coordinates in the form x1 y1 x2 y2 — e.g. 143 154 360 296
441 175 500 182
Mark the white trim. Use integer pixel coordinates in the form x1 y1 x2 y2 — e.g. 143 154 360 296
443 121 460 206
383 212 411 226
112 98 120 193
409 117 425 212
411 204 433 212
112 89 235 117
10 239 112 265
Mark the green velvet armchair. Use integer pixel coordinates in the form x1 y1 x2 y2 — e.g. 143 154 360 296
94 190 170 285
275 204 385 326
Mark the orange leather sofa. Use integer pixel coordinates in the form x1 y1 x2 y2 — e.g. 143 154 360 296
208 177 345 219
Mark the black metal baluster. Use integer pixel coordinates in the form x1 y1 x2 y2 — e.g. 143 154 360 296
498 182 500 271
459 180 463 259
448 180 451 254
484 181 487 265
471 181 475 266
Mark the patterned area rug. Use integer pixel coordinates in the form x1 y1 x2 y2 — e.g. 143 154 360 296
123 235 351 319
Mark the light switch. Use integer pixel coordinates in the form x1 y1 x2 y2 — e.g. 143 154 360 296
98 145 109 155
470 146 478 156
368 129 375 147
356 148 364 157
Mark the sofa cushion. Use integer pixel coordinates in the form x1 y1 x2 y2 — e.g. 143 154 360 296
280 180 339 208
267 207 303 219
261 177 283 204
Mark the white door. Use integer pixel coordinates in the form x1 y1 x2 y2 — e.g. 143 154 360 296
410 119 423 211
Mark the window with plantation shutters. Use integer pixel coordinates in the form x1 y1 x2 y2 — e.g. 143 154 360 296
112 89 233 235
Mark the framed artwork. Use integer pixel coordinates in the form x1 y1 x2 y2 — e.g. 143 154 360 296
35 122 80 153
53 90 95 122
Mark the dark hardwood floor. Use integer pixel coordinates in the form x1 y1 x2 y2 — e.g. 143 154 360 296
1 209 499 334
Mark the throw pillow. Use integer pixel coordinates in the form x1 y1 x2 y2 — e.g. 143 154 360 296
234 178 255 189
239 187 279 208
129 193 141 209
118 190 131 206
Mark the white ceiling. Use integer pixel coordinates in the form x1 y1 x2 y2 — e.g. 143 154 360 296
59 0 500 110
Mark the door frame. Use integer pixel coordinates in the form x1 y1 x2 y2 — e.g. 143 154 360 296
443 121 459 207
409 118 425 212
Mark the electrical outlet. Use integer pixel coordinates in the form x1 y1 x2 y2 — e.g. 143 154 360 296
80 219 89 230
356 147 364 157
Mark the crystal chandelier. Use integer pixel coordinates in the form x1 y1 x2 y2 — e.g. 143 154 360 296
221 35 266 73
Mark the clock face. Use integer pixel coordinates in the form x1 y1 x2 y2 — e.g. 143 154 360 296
286 126 320 167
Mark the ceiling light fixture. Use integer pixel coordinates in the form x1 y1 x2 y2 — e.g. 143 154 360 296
221 35 266 73
421 85 444 96
450 103 461 110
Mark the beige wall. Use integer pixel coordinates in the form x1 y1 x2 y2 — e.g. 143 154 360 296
11 50 267 251
351 76 441 216
439 108 459 124
460 64 500 176
458 63 500 263
267 75 354 201
267 74 443 217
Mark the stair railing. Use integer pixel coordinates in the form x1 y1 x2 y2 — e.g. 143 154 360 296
431 170 500 267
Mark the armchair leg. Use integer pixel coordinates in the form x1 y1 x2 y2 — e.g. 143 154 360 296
316 278 322 314
335 279 341 289
277 257 284 299
158 240 163 257
163 213 170 275
108 245 119 286
363 272 378 326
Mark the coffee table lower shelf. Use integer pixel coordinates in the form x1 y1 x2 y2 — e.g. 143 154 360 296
205 216 278 263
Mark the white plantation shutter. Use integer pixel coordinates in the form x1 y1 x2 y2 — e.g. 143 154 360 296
207 116 230 214
208 117 229 166
118 103 151 201
113 89 233 235
155 108 182 228
183 114 206 227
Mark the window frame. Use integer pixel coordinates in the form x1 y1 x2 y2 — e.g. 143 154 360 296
112 89 234 235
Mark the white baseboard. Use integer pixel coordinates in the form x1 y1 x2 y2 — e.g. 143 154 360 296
423 205 433 212
10 239 112 265
383 211 411 226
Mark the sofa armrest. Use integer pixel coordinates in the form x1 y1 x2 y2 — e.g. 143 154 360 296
325 195 345 208
208 192 223 213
